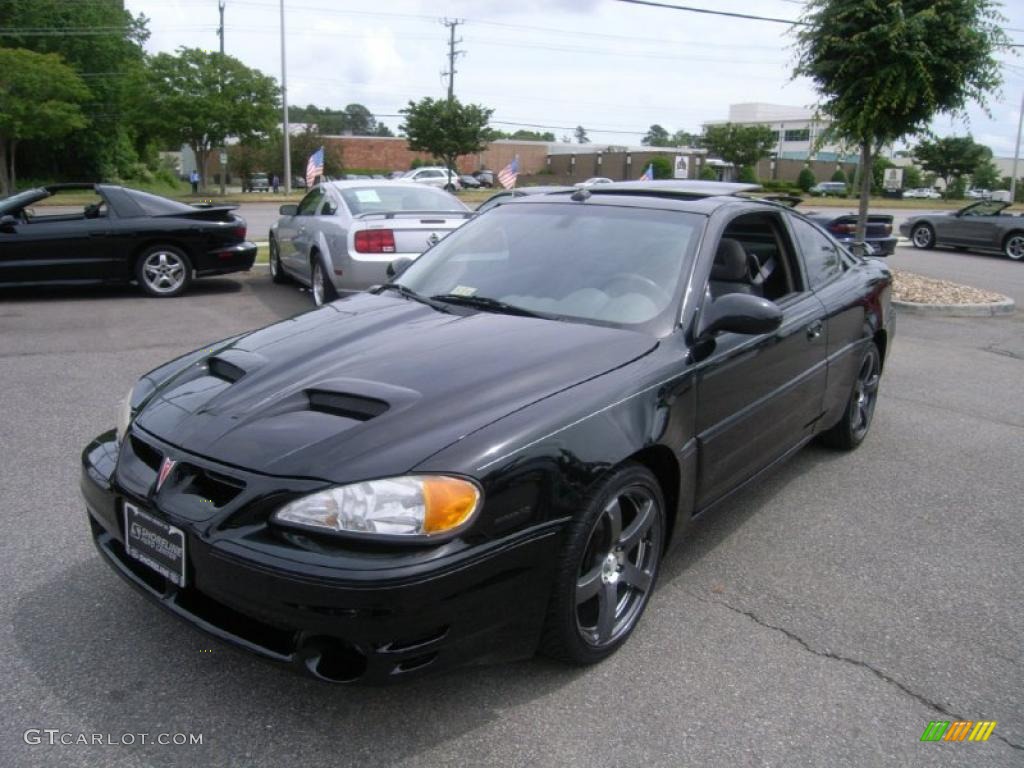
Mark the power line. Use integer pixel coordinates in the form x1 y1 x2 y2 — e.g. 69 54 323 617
613 0 806 26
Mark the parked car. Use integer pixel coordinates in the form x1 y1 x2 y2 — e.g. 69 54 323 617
82 180 893 682
761 196 897 256
473 169 495 187
292 175 308 190
902 187 941 200
458 174 482 189
402 166 461 192
246 173 270 192
269 181 472 304
0 183 255 297
966 188 992 200
900 199 1024 260
474 185 574 213
579 177 614 186
809 181 848 197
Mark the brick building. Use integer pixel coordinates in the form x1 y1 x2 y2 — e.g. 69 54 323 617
321 136 549 174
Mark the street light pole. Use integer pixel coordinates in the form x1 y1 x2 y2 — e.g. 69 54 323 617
280 0 291 194
1010 90 1023 204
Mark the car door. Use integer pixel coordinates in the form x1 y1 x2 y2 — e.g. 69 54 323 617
0 197 116 283
946 202 1007 248
284 188 325 279
787 215 871 424
694 210 828 509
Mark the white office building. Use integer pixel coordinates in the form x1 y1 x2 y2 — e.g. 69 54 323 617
703 103 860 163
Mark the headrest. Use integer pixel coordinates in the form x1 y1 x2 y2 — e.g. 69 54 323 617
711 238 749 281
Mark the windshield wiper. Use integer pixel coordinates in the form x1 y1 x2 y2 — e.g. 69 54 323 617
428 293 545 318
376 283 452 312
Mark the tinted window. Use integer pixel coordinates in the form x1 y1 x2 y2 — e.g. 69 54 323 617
297 189 324 215
339 185 466 215
129 190 197 216
790 216 842 288
398 203 702 331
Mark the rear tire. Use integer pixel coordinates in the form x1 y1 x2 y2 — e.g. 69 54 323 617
540 463 665 665
269 237 288 284
135 244 192 298
819 344 881 450
1003 232 1024 260
910 224 934 250
310 255 337 306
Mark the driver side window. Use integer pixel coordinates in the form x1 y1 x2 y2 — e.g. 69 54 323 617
297 189 324 215
711 212 804 303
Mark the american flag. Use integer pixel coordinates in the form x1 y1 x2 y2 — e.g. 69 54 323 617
497 157 519 189
306 146 324 188
639 163 654 181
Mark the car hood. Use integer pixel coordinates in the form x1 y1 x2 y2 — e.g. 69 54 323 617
134 293 658 482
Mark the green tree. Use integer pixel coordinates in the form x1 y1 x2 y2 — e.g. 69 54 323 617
970 159 1000 189
139 48 280 190
642 124 671 147
737 165 758 183
912 135 991 188
902 165 922 189
671 130 702 147
649 156 673 179
699 164 718 180
795 0 1007 245
574 125 590 144
510 129 555 141
0 48 89 194
798 167 817 192
830 168 847 184
400 97 493 181
701 123 776 169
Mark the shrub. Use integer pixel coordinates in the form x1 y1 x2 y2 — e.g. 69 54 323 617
797 167 816 192
649 155 673 179
830 168 848 184
699 165 718 180
737 165 758 183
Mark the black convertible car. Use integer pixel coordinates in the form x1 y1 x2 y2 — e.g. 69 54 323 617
81 182 893 682
0 183 256 296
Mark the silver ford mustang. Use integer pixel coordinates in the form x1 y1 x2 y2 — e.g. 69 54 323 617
899 199 1024 260
269 181 473 304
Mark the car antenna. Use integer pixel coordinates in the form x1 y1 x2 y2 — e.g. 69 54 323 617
571 187 591 202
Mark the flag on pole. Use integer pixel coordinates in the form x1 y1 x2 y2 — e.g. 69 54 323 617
306 146 325 188
497 156 519 189
639 163 654 181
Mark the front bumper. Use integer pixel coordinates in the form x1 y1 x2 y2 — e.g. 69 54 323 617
81 430 559 683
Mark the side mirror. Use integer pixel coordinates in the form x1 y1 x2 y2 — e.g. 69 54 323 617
0 214 17 233
386 257 414 280
699 293 783 338
279 204 298 216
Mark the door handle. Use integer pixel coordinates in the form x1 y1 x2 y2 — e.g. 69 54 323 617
806 320 824 340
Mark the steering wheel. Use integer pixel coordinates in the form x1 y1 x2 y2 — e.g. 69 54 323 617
600 272 671 306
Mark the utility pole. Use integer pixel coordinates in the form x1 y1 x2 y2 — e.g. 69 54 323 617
218 0 226 195
217 0 225 54
441 18 464 101
1011 90 1023 204
280 0 291 194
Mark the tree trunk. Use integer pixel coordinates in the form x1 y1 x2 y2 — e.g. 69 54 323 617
10 140 16 191
854 140 873 252
0 139 9 197
194 145 207 192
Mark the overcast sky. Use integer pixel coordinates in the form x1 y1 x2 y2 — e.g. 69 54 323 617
129 0 1024 155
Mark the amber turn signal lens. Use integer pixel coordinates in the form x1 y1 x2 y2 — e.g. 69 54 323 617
422 476 480 534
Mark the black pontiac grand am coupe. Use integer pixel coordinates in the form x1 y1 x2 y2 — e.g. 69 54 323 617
81 181 893 683
0 183 256 296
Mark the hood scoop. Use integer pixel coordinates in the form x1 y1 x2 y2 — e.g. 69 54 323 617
307 390 389 421
205 349 268 384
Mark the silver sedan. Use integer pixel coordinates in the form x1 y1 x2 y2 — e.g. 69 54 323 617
269 181 472 305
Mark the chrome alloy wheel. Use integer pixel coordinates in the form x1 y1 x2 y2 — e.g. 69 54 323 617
850 349 881 441
575 487 662 647
142 250 187 294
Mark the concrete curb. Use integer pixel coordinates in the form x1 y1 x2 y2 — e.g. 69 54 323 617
893 297 1015 317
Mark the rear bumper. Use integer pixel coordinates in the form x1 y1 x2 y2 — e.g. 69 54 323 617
197 242 257 277
81 431 558 684
834 234 898 256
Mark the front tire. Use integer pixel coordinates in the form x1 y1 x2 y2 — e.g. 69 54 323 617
819 344 881 450
269 237 288 283
310 255 337 306
910 224 934 250
540 464 665 665
136 245 192 297
1003 232 1024 260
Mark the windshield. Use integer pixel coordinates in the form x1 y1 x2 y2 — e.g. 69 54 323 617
396 202 703 332
0 188 48 213
340 185 467 215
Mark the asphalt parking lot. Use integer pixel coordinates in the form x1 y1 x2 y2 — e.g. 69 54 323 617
1 250 1021 767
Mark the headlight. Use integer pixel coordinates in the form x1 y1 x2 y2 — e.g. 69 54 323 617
115 387 134 444
272 475 481 539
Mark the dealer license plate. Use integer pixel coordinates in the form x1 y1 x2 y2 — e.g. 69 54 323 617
123 502 186 587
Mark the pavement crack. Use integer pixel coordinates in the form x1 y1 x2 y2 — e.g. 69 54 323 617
690 590 1024 752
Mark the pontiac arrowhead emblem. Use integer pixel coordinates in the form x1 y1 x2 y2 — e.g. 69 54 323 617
156 457 177 492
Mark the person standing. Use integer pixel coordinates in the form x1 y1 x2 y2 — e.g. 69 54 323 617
272 174 280 194
190 168 199 194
